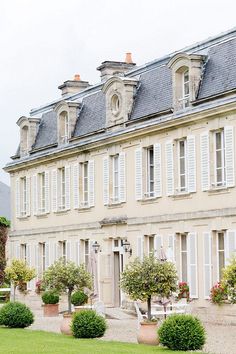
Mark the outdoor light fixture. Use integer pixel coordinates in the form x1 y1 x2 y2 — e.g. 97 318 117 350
92 241 100 253
122 239 132 256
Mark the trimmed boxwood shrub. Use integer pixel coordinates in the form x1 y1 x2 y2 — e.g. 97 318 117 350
158 314 206 351
71 291 88 306
71 310 107 338
42 290 59 305
0 301 34 328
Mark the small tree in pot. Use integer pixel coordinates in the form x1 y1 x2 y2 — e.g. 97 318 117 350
71 290 88 312
42 258 92 314
120 254 178 345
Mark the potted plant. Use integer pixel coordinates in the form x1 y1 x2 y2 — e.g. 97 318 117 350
42 258 92 335
177 282 190 303
71 290 88 312
5 259 36 301
210 282 228 305
42 290 59 317
120 254 178 345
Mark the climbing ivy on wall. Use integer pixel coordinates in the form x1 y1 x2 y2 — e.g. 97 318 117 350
0 217 10 284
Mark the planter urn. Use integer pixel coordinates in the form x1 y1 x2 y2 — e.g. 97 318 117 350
60 313 73 335
137 321 159 346
43 303 59 317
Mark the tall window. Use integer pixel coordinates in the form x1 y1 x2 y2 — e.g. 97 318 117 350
182 69 190 108
39 172 46 213
20 244 27 263
146 147 154 198
41 243 46 273
82 162 89 207
181 234 187 282
217 232 225 280
21 177 27 216
84 240 90 270
215 131 226 187
64 114 69 143
59 167 66 210
59 241 67 262
112 155 119 202
178 139 187 192
147 235 154 256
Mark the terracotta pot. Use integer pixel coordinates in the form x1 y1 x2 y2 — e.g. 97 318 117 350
60 313 73 336
43 304 59 317
137 321 159 346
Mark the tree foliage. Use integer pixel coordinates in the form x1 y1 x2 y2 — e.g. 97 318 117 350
222 255 236 303
120 254 178 320
42 258 92 313
5 259 36 301
0 217 10 285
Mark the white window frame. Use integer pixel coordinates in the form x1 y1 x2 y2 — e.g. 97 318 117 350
145 146 154 198
59 167 66 210
20 244 27 263
216 231 225 281
112 155 119 203
214 130 226 187
41 243 46 273
21 177 27 216
38 172 46 214
81 162 89 207
178 139 187 192
180 234 188 282
84 239 90 270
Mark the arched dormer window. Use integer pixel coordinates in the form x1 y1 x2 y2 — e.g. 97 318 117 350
21 125 29 155
54 101 80 145
168 53 206 111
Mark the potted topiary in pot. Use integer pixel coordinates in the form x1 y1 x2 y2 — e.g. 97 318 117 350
71 291 88 312
121 254 178 345
42 290 59 317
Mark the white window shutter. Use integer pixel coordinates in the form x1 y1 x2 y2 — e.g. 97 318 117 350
51 169 57 212
76 240 80 265
203 232 212 299
103 156 109 205
44 171 50 213
88 160 95 207
65 165 71 210
224 126 235 187
66 241 71 261
45 242 50 269
25 176 31 216
200 132 210 191
73 163 79 209
187 232 198 298
137 236 144 260
32 174 38 215
154 143 162 197
167 234 175 263
187 135 196 193
119 152 126 203
154 235 163 258
26 244 31 266
165 141 174 196
15 178 20 218
225 230 236 265
135 148 142 200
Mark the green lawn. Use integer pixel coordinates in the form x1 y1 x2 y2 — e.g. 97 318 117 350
0 327 203 354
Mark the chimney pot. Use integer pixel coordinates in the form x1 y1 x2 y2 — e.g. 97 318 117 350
74 74 81 81
125 52 133 64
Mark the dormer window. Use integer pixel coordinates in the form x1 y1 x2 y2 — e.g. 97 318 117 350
21 126 29 155
59 111 69 144
168 53 206 112
55 101 80 146
111 94 120 116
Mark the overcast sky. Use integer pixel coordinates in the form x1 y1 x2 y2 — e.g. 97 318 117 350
1 0 236 185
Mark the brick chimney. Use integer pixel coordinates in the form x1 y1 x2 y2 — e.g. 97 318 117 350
58 74 90 97
97 53 136 82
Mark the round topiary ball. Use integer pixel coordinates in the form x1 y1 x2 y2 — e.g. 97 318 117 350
71 291 88 306
71 310 107 338
158 314 206 351
42 290 59 304
0 301 34 328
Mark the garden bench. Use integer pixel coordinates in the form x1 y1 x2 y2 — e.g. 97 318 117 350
151 302 189 319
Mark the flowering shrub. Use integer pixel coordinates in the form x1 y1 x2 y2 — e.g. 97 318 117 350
177 282 190 301
210 282 227 304
222 256 236 304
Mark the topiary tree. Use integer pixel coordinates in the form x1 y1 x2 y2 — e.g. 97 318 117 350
71 310 107 338
42 258 92 313
120 254 178 320
0 217 10 285
222 255 236 303
5 259 36 301
0 301 34 328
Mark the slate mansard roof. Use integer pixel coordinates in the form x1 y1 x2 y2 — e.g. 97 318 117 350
11 28 236 161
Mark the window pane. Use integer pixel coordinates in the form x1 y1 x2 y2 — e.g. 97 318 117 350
216 150 222 168
218 233 224 250
216 169 223 184
179 141 185 157
182 253 187 282
180 175 186 189
180 158 185 174
216 132 222 150
181 234 187 251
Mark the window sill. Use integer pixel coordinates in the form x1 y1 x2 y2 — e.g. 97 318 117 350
139 196 159 205
171 192 192 200
17 215 29 220
208 186 231 195
54 209 69 215
107 202 124 209
36 212 48 218
78 206 92 213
